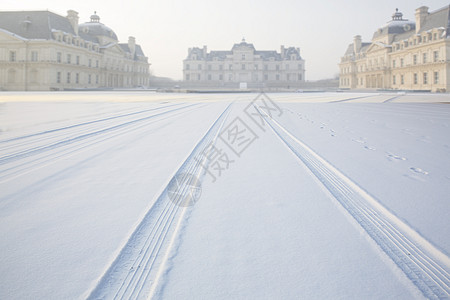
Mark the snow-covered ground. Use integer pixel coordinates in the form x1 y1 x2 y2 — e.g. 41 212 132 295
0 92 449 299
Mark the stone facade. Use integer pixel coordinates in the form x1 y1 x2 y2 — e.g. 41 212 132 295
339 6 450 92
183 39 305 88
0 10 150 91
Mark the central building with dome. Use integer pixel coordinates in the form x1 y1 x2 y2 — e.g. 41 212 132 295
339 5 450 92
0 10 150 90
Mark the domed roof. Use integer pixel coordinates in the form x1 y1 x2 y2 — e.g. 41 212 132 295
373 8 415 39
78 12 118 42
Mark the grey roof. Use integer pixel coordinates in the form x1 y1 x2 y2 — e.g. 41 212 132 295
372 19 415 40
188 45 302 61
231 40 256 51
189 47 206 60
343 42 371 57
0 10 148 60
118 44 146 58
392 29 416 43
78 22 118 41
0 10 75 40
207 51 230 60
282 47 302 60
255 50 281 60
344 5 450 57
418 5 450 36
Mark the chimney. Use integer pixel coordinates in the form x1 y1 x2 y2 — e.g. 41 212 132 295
203 45 207 56
67 10 79 35
353 35 362 53
128 36 136 56
415 6 429 33
280 45 285 58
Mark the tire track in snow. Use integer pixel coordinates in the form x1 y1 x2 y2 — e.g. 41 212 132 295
0 103 204 183
86 103 232 300
0 103 184 153
257 107 450 299
330 94 379 103
0 103 183 145
0 103 198 165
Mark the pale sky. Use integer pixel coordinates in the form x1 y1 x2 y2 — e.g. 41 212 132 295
1 0 448 80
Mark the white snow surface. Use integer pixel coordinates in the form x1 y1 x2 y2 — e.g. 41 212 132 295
0 92 449 299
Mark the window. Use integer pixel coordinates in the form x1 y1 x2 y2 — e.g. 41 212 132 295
254 65 258 70
242 54 245 60
89 59 92 67
434 72 439 84
413 73 418 84
88 74 92 84
186 74 190 80
433 51 439 62
423 72 428 84
219 74 223 80
264 65 268 71
9 51 16 62
298 64 302 70
401 75 404 85
208 65 211 71
286 64 290 70
76 56 80 65
434 33 437 40
400 58 404 67
298 74 302 81
96 75 99 84
57 52 61 63
360 77 363 85
241 64 245 70
197 74 200 80
228 74 232 81
413 55 417 65
229 64 232 70
67 54 71 64
276 65 280 71
76 73 79 84
264 74 268 81
31 51 38 62
208 74 211 80
287 74 290 81
392 59 396 68
67 72 71 83
198 64 202 70
276 74 280 80
186 64 190 70
219 65 223 70
393 75 396 85
423 53 427 64
57 72 61 84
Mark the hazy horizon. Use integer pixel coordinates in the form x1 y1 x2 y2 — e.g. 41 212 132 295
2 0 448 81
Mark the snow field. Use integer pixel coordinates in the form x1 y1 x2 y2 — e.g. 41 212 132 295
0 92 449 299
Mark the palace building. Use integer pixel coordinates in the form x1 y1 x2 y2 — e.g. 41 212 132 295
339 5 450 92
0 10 150 91
183 39 305 88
